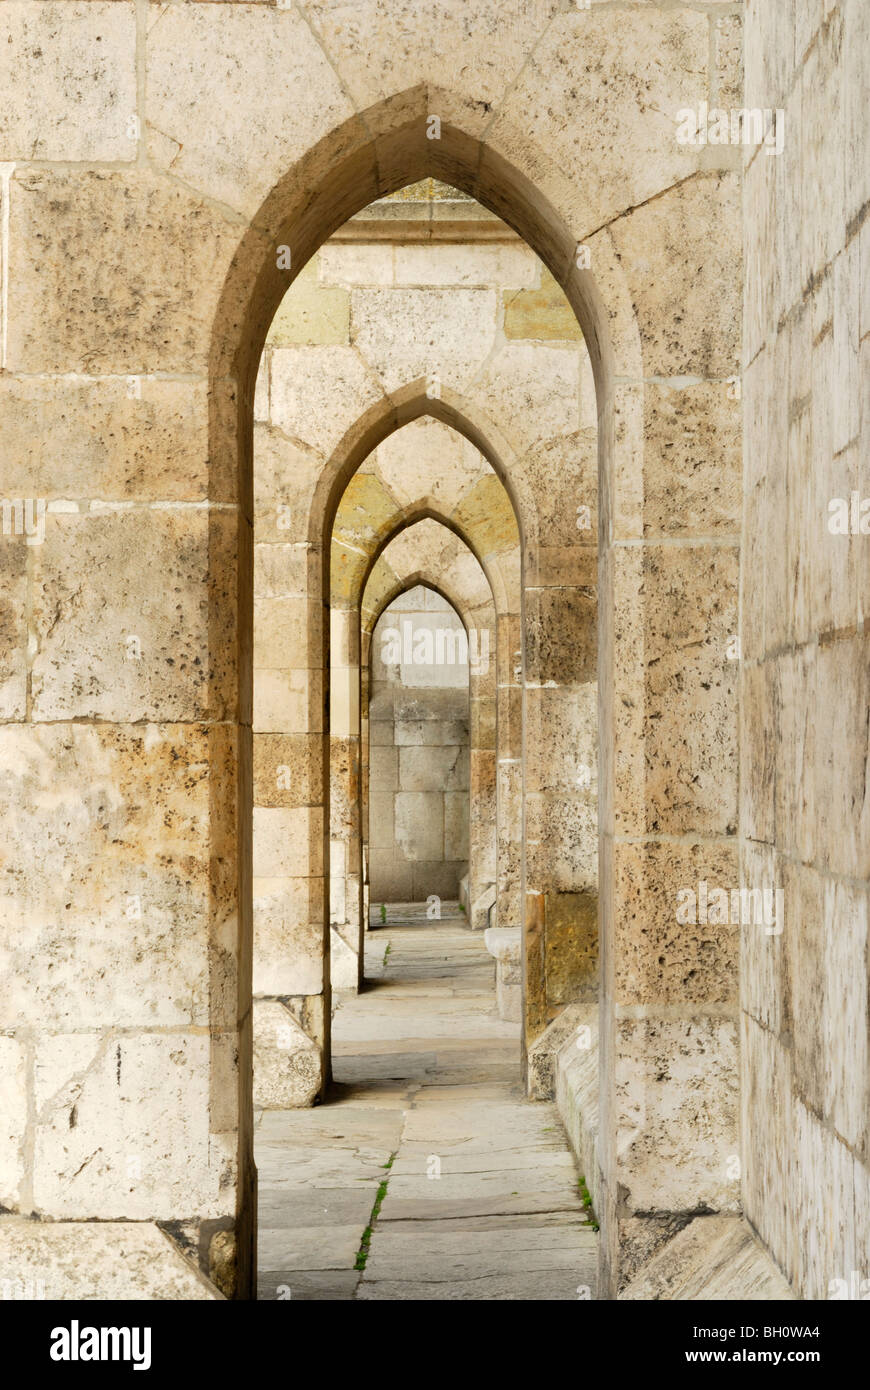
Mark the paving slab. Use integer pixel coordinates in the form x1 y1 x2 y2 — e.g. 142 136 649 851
256 909 598 1299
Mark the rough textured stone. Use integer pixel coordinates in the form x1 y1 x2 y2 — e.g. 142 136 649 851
0 1218 221 1300
253 1002 321 1110
619 1216 795 1301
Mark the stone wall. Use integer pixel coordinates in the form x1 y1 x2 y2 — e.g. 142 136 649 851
0 1 747 1297
368 586 470 905
251 193 599 1067
361 522 498 936
741 0 869 1300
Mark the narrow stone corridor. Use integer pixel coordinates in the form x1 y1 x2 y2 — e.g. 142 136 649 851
256 905 598 1300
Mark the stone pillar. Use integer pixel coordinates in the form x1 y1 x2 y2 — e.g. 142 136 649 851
329 606 363 990
252 364 329 1108
589 173 743 1293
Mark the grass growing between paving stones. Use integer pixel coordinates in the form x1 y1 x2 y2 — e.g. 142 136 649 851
579 1176 599 1231
355 1152 396 1272
380 903 387 924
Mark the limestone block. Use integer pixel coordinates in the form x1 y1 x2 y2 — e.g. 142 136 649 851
555 1007 600 1216
443 790 469 861
329 923 359 992
0 722 238 1032
491 9 709 238
319 242 395 288
254 666 322 736
544 891 598 1006
330 937 359 996
373 419 490 513
470 882 496 932
518 428 596 548
811 632 870 880
474 342 580 455
410 860 464 902
504 265 582 341
269 345 382 459
612 840 740 1008
525 684 597 793
394 792 443 862
368 850 412 903
739 660 777 846
333 471 402 554
268 259 351 345
146 3 354 216
619 1215 795 1301
253 1002 321 1110
484 927 522 1023
0 1038 26 1209
368 792 394 849
350 288 497 395
393 242 536 289
303 0 562 126
329 835 347 922
330 738 360 834
32 1033 237 1219
369 745 398 791
369 717 393 747
525 588 596 685
642 382 741 536
786 862 869 1154
398 744 467 792
525 793 597 894
253 425 323 543
0 536 27 720
253 806 323 879
254 732 323 808
527 1000 589 1100
768 95 803 336
614 1017 740 1215
773 647 815 865
254 595 322 671
0 1218 221 1300
743 124 777 368
332 665 361 740
0 376 213 503
255 543 315 602
496 684 522 765
605 381 645 543
253 877 324 997
714 14 743 110
30 509 236 723
471 697 496 751
0 3 136 162
330 607 360 667
641 543 739 836
394 718 468 747
800 12 846 288
451 473 521 560
832 224 861 457
845 0 870 224
739 841 788 1039
608 174 741 378
7 170 239 374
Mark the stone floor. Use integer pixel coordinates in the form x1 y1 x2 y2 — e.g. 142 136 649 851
255 902 598 1300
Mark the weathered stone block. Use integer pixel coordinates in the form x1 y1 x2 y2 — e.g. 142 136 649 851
0 722 239 1032
31 509 237 723
0 3 136 162
7 171 239 374
253 1002 321 1110
32 1033 237 1219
